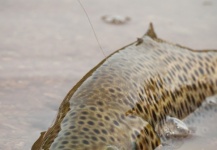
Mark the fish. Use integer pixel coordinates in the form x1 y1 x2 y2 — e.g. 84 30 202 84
32 23 217 150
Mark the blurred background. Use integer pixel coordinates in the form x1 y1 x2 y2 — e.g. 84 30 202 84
0 0 217 149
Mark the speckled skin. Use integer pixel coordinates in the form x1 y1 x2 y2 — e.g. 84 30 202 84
32 24 217 150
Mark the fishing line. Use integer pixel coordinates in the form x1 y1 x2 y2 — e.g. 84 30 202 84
77 0 106 58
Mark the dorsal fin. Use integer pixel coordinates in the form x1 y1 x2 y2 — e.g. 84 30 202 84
144 23 158 39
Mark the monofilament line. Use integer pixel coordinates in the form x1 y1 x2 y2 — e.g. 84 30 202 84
77 0 106 58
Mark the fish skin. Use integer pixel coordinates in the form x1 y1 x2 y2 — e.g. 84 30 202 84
32 23 217 150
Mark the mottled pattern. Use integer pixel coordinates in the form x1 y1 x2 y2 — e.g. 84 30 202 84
32 24 217 150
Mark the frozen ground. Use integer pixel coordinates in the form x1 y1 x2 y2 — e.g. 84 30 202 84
0 0 217 149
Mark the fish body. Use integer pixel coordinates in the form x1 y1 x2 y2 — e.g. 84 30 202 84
32 24 217 150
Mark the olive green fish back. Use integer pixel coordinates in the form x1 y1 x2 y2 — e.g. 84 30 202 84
32 23 217 150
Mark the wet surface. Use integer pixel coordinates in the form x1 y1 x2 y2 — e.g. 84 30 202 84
155 99 217 150
0 0 217 149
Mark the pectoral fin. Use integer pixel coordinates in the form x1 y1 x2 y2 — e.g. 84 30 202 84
31 131 46 150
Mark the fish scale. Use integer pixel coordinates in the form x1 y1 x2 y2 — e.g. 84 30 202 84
32 23 217 150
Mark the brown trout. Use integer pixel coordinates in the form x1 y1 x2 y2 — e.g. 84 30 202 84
32 23 217 150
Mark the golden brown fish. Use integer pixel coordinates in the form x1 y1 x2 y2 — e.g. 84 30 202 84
32 23 217 150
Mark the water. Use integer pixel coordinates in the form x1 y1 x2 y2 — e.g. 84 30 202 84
0 0 217 149
155 96 217 150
